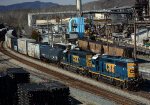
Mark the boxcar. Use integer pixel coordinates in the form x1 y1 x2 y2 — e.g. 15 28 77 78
17 38 36 55
27 42 41 59
5 34 17 50
6 35 12 48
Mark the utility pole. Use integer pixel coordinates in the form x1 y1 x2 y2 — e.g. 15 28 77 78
60 15 63 43
51 23 54 47
76 0 82 17
105 13 109 54
134 18 137 60
47 17 50 44
148 0 150 16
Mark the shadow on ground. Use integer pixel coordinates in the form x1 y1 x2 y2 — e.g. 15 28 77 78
0 58 10 63
139 79 150 92
69 96 83 105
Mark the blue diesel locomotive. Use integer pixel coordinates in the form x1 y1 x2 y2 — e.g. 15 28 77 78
61 49 143 90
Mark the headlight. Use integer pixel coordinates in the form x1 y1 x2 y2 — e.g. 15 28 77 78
42 54 46 56
53 56 58 60
131 66 135 69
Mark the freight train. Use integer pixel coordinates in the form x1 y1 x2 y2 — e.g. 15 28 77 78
4 34 143 90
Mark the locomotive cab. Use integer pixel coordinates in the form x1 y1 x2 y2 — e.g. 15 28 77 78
91 54 100 73
127 63 139 79
99 55 143 90
127 62 143 90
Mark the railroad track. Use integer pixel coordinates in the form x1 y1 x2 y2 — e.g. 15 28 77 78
0 41 147 105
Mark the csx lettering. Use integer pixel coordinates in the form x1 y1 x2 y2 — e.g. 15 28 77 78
87 60 92 67
73 55 79 63
106 64 115 73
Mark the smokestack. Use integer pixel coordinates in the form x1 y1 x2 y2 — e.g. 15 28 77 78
149 0 150 15
76 0 82 16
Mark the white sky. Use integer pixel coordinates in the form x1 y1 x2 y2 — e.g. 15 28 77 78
0 0 96 6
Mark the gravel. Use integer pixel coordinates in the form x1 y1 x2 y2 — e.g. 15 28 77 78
70 88 116 105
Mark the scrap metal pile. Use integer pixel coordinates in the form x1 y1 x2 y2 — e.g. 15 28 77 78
0 68 70 105
18 82 70 105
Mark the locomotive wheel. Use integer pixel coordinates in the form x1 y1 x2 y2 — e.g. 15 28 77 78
85 70 89 77
87 72 92 78
56 62 60 66
112 80 116 86
95 75 100 81
64 65 69 71
120 84 123 89
60 64 64 69
76 69 80 74
120 83 126 89
96 75 101 81
126 84 131 91
91 73 95 79
91 73 99 81
82 70 87 76
78 70 83 75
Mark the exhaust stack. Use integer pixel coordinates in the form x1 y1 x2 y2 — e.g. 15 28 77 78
76 0 82 16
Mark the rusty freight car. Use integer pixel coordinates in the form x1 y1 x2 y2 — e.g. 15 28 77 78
78 39 133 58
